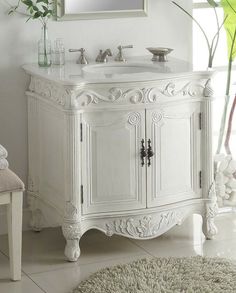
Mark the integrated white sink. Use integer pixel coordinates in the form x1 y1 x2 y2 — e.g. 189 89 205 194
82 63 166 79
83 63 161 75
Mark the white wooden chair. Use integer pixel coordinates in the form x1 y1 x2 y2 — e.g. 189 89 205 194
0 169 24 281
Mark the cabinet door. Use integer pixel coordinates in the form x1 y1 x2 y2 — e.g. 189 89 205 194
146 103 202 207
81 110 146 214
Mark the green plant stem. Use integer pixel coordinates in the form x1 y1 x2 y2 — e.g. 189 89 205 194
172 1 211 53
210 9 224 66
223 26 236 154
224 94 236 154
226 0 236 14
43 24 47 65
6 0 29 17
208 8 219 67
226 58 233 96
225 26 236 96
216 26 236 155
172 1 225 69
6 0 52 24
216 96 230 155
212 15 228 61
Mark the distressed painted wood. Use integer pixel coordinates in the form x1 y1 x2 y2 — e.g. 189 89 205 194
24 64 217 261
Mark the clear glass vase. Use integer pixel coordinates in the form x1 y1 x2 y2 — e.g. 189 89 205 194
38 24 51 67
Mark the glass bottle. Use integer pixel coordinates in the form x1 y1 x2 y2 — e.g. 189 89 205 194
38 24 51 67
52 38 65 66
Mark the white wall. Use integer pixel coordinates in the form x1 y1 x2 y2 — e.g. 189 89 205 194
0 0 192 233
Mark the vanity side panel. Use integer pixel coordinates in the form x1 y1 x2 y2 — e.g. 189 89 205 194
28 95 67 227
38 101 66 205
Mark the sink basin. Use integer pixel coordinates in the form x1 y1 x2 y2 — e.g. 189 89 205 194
82 63 163 77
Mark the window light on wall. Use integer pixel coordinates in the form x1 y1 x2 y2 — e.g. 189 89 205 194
193 0 227 69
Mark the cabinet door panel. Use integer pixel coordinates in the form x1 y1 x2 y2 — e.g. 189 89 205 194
147 103 202 207
82 110 146 214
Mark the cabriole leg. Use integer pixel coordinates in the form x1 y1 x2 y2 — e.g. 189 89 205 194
202 184 218 240
202 201 218 240
62 221 81 262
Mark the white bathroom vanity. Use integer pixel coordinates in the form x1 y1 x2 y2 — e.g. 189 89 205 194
23 57 217 261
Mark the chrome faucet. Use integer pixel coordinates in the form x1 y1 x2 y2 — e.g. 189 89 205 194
96 49 112 63
69 48 89 64
115 45 133 62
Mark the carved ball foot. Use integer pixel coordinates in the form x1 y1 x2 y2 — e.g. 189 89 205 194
64 239 81 262
62 216 82 262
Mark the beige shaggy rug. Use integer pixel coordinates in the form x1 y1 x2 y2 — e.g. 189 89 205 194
72 256 236 293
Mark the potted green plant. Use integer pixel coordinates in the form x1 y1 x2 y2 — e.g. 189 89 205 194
215 0 236 207
173 0 236 207
218 0 236 156
8 0 54 67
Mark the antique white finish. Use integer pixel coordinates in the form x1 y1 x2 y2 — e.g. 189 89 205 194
23 58 217 261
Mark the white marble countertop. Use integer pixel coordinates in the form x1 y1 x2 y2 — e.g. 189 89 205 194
23 56 211 86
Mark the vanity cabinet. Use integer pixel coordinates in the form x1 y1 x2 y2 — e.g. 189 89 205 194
23 62 218 261
82 103 201 215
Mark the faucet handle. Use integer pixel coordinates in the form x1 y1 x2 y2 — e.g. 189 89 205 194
115 45 133 62
119 45 133 49
69 48 89 64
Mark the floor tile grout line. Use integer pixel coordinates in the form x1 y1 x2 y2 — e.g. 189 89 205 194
27 252 150 276
0 249 46 292
23 272 48 293
127 238 155 257
0 249 10 260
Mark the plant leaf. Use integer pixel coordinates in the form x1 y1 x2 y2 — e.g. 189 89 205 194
36 0 49 3
26 16 32 22
32 11 42 18
32 5 39 11
22 0 33 7
8 9 14 15
207 0 219 8
221 0 236 60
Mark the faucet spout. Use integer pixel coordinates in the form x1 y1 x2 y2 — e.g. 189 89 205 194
96 49 112 63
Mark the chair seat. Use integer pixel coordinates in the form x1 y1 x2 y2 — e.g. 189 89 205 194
0 169 24 194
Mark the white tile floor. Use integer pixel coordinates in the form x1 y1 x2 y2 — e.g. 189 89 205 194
0 213 236 293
